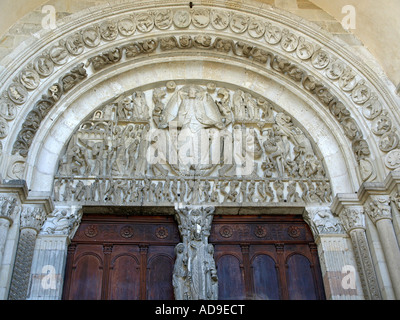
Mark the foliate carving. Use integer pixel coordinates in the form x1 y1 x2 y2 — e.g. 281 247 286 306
20 207 46 232
155 226 168 239
120 225 134 238
254 225 267 238
53 81 332 206
173 206 217 300
287 225 301 238
84 225 98 238
0 6 394 172
219 225 233 238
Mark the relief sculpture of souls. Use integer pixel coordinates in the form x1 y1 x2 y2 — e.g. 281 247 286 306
53 82 332 207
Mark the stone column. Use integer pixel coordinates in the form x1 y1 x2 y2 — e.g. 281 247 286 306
8 206 46 300
173 205 218 300
340 207 382 300
304 207 362 300
365 198 400 299
27 206 82 300
0 196 19 266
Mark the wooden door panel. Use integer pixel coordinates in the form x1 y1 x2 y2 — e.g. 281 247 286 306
70 252 103 300
109 253 141 300
286 253 317 300
64 214 325 300
216 254 245 300
251 254 280 300
146 253 175 300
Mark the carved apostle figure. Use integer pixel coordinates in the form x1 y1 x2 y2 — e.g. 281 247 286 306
174 206 218 300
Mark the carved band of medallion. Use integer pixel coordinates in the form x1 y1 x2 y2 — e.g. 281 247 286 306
9 33 374 185
0 6 393 168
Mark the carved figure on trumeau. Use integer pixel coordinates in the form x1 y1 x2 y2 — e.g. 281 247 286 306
174 206 217 300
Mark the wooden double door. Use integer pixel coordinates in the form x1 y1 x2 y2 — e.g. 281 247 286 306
62 214 325 300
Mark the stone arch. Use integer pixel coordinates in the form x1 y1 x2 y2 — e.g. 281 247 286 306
0 2 397 188
1 1 400 301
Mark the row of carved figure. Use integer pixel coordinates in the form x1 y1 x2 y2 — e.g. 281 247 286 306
56 84 329 182
53 176 332 204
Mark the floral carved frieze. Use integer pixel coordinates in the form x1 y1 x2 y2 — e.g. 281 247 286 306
2 5 398 181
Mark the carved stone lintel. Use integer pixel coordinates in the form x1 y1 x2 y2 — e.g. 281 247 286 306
173 206 218 300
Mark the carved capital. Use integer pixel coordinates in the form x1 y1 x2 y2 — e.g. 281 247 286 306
0 196 19 222
339 207 366 233
20 206 46 232
365 197 392 224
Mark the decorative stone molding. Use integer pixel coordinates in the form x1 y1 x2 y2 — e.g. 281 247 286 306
173 205 217 300
0 3 398 185
304 207 344 238
8 205 46 300
332 195 382 300
11 63 88 158
40 206 82 239
365 197 392 224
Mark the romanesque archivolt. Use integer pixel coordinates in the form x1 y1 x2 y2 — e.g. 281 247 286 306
2 6 399 182
53 82 331 205
11 64 87 157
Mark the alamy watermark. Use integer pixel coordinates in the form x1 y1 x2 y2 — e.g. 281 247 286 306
341 5 357 30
